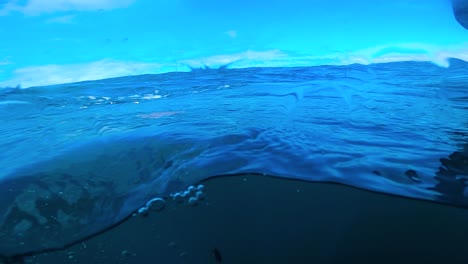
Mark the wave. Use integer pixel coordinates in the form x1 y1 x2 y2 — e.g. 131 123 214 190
0 61 467 257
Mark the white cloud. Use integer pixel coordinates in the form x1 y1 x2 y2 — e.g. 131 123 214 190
0 57 12 75
0 0 135 15
0 60 178 88
46 14 74 23
225 30 237 39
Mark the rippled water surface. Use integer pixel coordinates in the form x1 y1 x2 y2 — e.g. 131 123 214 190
0 60 467 257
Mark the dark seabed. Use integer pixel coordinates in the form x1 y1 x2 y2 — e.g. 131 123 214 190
19 174 468 264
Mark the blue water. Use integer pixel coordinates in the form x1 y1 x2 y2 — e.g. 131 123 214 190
0 60 467 257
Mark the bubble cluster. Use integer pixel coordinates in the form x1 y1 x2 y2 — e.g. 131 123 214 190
137 197 166 217
170 184 205 206
136 184 205 217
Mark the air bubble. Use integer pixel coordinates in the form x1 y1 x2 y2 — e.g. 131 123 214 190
187 185 196 193
172 193 184 203
137 206 149 217
145 197 165 212
188 197 198 206
195 191 205 200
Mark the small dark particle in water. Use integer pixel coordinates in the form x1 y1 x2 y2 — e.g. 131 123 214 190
212 248 222 263
405 169 421 182
372 170 382 176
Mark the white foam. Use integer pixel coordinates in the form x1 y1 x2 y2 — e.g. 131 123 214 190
2 44 467 89
142 94 162 100
0 100 30 105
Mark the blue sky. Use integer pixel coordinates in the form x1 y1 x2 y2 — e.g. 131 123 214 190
0 0 467 87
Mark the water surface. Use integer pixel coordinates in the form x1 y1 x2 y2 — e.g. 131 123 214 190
0 60 467 257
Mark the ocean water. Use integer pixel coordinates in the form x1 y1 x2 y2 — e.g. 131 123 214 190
0 60 467 260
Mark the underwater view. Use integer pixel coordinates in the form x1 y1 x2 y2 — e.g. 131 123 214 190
1 60 468 264
1 0 468 263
